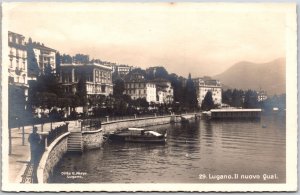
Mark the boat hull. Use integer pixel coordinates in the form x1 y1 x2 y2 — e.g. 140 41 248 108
109 134 166 143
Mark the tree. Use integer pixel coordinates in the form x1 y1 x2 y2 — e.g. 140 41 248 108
113 79 125 97
44 63 53 76
183 73 198 110
74 54 89 64
27 38 40 77
37 92 57 110
27 65 62 110
76 75 88 107
232 89 243 107
201 91 215 111
155 67 169 78
61 54 73 64
127 68 146 78
55 52 61 72
133 98 149 111
222 89 233 105
145 66 169 80
57 98 72 109
65 94 81 111
243 90 259 108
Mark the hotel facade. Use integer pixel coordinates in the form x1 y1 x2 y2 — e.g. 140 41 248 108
8 31 28 87
59 63 113 97
124 74 156 103
153 78 174 104
8 31 29 116
193 78 222 107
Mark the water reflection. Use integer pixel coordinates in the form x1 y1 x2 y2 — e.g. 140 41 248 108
51 114 285 183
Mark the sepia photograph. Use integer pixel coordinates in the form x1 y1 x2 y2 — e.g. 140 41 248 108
1 2 297 192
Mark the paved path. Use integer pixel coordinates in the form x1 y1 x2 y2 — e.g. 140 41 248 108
8 121 78 183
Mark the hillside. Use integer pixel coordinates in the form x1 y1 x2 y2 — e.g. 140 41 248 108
214 58 286 95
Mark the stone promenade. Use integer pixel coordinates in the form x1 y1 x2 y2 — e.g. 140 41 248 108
7 121 78 183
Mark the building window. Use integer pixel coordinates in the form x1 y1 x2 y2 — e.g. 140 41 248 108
69 74 72 82
95 70 98 82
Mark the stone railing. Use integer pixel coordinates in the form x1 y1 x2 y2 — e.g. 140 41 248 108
37 132 70 183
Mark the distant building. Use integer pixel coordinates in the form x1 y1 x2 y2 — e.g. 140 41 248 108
113 65 134 77
116 65 134 76
8 31 29 116
193 78 222 106
258 90 268 102
124 73 156 103
27 39 56 79
8 31 28 87
152 78 174 104
59 63 113 97
111 64 117 73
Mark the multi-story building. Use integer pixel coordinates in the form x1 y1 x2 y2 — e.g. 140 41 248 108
116 65 133 76
124 73 156 103
152 78 174 104
193 78 222 107
59 63 113 97
8 31 29 116
27 39 56 79
257 90 268 102
8 31 28 87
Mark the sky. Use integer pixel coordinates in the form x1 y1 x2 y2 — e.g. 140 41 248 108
4 3 287 77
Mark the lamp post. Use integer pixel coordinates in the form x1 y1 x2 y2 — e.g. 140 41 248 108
78 119 83 131
9 127 12 155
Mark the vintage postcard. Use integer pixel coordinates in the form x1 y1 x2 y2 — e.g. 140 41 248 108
1 2 297 192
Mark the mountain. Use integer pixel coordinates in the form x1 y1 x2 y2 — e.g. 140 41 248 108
214 58 286 95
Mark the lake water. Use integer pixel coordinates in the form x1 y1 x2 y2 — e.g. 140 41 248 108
50 114 285 183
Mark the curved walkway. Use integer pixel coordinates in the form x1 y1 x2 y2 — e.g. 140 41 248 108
8 121 78 183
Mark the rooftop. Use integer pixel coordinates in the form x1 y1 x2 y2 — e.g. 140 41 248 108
60 63 112 70
8 31 25 38
31 42 56 52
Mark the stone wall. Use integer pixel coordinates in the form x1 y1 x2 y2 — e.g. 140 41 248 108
82 129 103 150
37 132 70 183
101 116 172 133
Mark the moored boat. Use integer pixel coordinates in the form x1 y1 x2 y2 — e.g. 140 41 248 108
181 115 195 123
108 128 167 143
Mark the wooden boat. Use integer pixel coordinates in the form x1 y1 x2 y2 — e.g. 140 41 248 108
109 128 167 143
181 115 195 123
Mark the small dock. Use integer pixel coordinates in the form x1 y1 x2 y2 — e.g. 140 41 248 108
210 109 262 119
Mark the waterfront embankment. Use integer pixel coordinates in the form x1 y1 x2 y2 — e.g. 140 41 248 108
36 113 197 183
